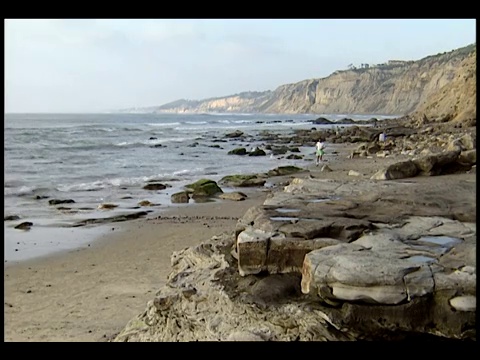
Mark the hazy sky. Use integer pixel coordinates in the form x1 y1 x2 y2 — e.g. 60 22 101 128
5 19 476 113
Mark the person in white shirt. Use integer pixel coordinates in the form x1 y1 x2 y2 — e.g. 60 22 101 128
315 139 325 166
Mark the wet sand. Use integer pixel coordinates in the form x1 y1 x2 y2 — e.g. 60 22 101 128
4 188 270 342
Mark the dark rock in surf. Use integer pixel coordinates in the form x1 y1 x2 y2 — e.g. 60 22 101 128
5 215 20 221
266 166 305 177
14 222 33 230
270 146 289 155
219 174 267 187
311 117 333 125
49 199 75 205
219 192 248 201
249 148 266 156
171 191 190 204
185 179 223 198
286 154 303 160
225 130 244 138
71 211 149 227
143 183 168 191
228 148 247 156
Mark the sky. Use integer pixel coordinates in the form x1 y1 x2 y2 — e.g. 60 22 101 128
4 19 477 113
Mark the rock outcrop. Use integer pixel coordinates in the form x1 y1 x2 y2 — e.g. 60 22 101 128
114 171 476 342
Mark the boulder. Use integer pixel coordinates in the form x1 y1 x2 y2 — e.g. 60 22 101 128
14 222 33 230
266 166 304 177
48 199 75 205
143 183 168 191
97 203 118 210
370 160 418 180
4 215 20 221
185 179 223 198
413 150 461 175
249 148 267 156
228 148 247 155
171 191 190 204
225 130 244 138
458 150 476 165
219 192 247 201
219 174 266 187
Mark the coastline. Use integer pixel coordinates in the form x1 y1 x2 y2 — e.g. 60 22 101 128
2 142 402 342
4 186 270 342
5 137 475 342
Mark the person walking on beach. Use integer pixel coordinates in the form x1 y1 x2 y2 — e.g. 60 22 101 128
315 139 326 166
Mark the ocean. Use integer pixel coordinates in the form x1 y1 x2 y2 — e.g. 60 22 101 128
4 112 395 262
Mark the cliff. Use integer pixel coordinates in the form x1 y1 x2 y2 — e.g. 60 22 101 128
136 43 475 118
413 48 476 123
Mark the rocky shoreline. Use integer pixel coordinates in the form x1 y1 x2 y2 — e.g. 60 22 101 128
113 117 476 341
4 114 476 342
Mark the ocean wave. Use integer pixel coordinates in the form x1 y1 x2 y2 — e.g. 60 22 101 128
115 136 197 147
115 141 155 147
147 122 181 127
56 177 146 192
54 169 206 192
49 140 160 151
231 119 257 124
184 121 208 125
200 112 255 116
172 167 206 177
8 137 198 153
4 185 50 197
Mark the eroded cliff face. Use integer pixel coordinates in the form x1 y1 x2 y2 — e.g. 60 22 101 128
153 44 475 117
413 49 476 122
156 92 273 114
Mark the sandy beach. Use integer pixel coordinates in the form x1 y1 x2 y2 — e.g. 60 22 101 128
4 185 274 342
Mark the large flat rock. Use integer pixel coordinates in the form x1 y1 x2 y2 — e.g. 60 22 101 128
115 172 476 341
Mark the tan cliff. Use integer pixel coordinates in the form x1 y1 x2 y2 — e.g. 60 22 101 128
413 48 476 123
124 44 475 119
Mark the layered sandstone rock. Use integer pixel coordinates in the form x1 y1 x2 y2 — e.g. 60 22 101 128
114 172 476 342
